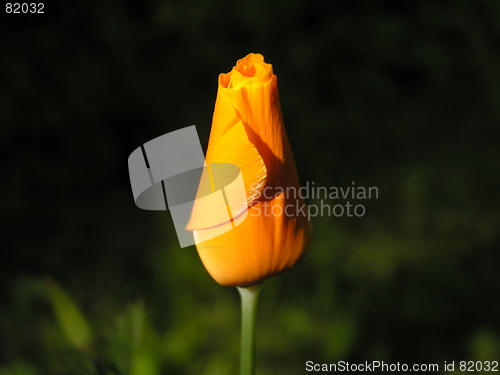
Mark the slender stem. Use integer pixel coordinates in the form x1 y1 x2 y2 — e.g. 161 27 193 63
237 283 264 375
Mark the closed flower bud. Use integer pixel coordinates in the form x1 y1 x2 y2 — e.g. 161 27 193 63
187 53 311 286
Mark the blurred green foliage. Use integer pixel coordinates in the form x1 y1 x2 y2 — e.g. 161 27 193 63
1 0 499 374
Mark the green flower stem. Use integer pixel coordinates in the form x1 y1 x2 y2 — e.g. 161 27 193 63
237 283 264 375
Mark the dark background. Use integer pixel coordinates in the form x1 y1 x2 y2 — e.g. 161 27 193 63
1 0 499 374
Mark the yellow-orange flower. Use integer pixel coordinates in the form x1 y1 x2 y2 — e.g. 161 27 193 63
187 53 311 286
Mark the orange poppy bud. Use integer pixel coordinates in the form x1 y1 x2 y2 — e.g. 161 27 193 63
187 53 312 286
